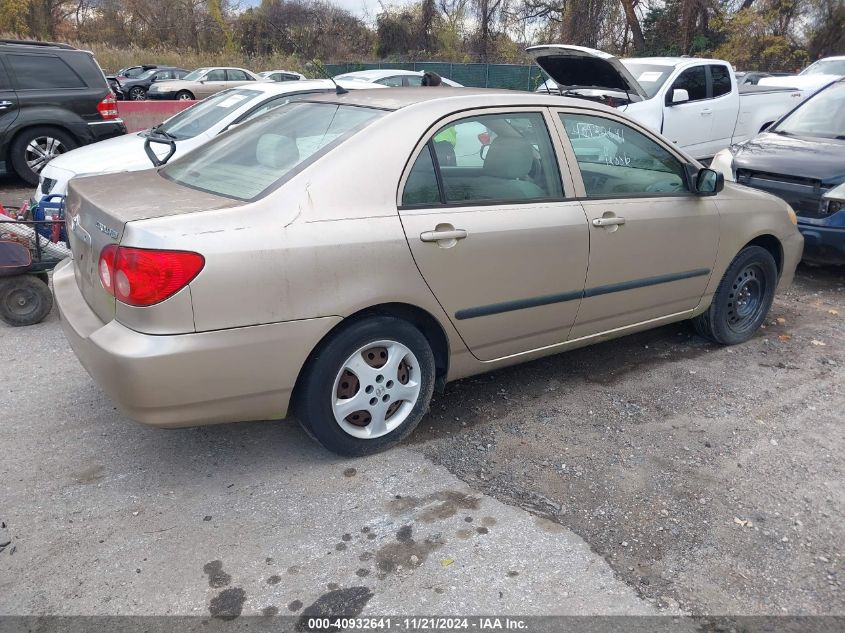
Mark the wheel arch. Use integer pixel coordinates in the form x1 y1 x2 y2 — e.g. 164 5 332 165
744 233 784 276
6 122 81 163
291 302 452 406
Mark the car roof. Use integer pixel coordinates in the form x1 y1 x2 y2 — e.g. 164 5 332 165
336 69 420 80
302 86 607 111
222 79 385 96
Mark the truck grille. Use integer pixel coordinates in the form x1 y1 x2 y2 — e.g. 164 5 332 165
736 169 831 219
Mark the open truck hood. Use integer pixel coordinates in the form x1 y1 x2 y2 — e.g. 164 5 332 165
526 45 649 100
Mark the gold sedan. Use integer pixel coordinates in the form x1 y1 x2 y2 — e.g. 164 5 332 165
54 88 803 455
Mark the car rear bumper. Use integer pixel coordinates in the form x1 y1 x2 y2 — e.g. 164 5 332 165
53 258 340 428
798 222 845 265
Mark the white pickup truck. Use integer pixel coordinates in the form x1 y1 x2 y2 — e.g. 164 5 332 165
528 45 808 160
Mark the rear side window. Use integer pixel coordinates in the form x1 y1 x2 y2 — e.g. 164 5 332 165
711 65 732 97
376 75 405 87
227 70 252 81
163 102 384 201
559 113 688 197
6 54 85 89
402 112 563 205
670 66 707 102
402 147 441 206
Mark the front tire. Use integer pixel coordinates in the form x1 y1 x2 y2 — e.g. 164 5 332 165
9 126 77 186
128 86 146 100
0 276 53 326
294 317 435 456
175 91 194 101
693 245 778 345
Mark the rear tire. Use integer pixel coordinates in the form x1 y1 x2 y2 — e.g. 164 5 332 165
693 246 777 345
9 126 78 186
175 91 194 101
293 316 435 456
0 275 53 326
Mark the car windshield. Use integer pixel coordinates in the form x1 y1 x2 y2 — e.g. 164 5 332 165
772 81 845 139
182 68 210 81
156 89 263 140
162 102 384 201
800 59 845 76
620 62 674 98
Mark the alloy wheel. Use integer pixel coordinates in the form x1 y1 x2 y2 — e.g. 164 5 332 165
25 136 67 174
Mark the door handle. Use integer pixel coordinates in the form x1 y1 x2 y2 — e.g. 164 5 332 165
420 228 467 242
700 109 713 116
592 217 626 227
0 101 13 109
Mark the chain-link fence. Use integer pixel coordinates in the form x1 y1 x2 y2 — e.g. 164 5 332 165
325 62 548 92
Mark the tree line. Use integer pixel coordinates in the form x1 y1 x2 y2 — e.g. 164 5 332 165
1 0 842 72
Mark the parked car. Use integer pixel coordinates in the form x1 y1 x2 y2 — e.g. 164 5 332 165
759 56 845 93
115 66 190 101
107 64 159 97
0 39 125 185
33 80 385 203
334 69 463 87
53 88 802 455
147 67 264 100
735 71 792 86
259 70 306 82
711 78 845 264
529 45 808 160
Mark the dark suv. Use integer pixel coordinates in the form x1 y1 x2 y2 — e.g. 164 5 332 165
0 39 126 185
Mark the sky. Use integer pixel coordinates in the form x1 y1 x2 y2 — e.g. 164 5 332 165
240 0 411 21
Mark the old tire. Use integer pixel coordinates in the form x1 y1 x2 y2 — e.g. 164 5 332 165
0 275 53 326
693 246 777 345
9 126 78 185
175 91 194 101
128 86 146 100
293 316 435 456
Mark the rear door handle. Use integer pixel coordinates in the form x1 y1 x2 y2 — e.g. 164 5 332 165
700 109 713 116
592 217 626 227
420 229 467 242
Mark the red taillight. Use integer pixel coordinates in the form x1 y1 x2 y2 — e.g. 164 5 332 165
98 246 204 307
97 93 119 120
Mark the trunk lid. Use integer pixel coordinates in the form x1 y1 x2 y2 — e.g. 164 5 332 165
526 45 649 100
65 170 238 323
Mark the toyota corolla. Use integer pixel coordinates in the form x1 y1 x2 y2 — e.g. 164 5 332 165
54 88 803 455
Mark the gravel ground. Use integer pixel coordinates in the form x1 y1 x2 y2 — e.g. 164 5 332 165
415 264 844 615
0 171 843 617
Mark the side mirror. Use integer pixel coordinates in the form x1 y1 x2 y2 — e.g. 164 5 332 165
671 88 690 105
695 168 724 196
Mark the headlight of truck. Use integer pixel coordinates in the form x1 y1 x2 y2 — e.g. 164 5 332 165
710 148 735 181
820 182 845 217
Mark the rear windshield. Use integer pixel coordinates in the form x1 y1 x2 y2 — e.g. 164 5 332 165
157 89 263 140
162 102 384 201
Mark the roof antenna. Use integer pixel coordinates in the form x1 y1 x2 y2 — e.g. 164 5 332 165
262 21 347 95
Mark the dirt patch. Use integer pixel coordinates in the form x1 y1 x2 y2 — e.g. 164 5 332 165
418 265 845 615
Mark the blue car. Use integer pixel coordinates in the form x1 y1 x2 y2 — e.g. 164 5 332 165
710 78 845 265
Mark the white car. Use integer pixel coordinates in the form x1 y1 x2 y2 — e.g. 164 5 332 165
334 69 463 87
758 56 845 93
529 45 808 160
34 80 384 203
259 70 306 82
